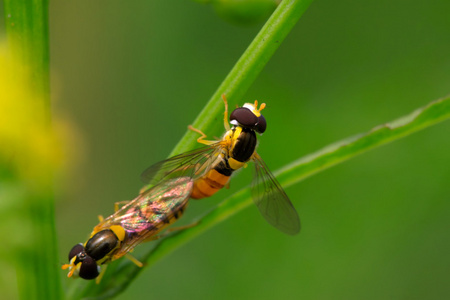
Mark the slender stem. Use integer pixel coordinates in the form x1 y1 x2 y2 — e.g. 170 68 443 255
170 0 315 157
4 0 50 104
3 1 61 299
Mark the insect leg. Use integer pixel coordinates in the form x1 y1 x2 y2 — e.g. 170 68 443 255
125 253 144 268
165 221 198 233
95 265 108 284
188 125 216 145
141 222 198 243
221 94 231 131
61 263 75 278
114 200 130 212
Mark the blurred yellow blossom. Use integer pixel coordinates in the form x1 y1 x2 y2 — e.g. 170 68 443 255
0 41 73 189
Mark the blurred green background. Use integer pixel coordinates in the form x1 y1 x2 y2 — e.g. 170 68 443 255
52 1 450 299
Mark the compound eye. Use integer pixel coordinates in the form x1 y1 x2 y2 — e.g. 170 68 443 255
68 243 84 261
85 229 118 261
79 256 100 280
230 107 258 128
256 115 266 133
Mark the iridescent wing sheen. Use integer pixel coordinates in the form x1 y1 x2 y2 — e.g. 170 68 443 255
140 142 226 188
97 177 194 258
251 153 300 235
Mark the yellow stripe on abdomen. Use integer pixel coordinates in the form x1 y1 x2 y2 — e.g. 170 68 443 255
191 169 230 199
227 157 245 170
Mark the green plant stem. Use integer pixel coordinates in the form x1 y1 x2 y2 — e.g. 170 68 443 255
169 0 315 157
4 0 50 106
3 1 61 300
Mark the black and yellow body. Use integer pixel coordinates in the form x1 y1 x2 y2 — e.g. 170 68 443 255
62 177 193 282
141 95 300 235
88 225 126 264
63 225 126 281
191 126 257 199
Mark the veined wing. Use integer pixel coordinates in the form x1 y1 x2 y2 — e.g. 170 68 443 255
251 153 300 235
140 142 225 188
100 177 194 231
97 177 194 257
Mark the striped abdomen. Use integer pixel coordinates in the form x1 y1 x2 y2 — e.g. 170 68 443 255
191 128 257 199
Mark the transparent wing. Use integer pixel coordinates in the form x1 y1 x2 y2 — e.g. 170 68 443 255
98 177 193 230
98 177 194 258
251 153 300 235
140 142 225 188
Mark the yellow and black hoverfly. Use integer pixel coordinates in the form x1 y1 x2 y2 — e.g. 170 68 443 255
62 177 194 282
141 95 300 235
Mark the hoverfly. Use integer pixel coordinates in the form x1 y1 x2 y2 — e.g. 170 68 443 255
141 95 300 235
62 177 193 282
